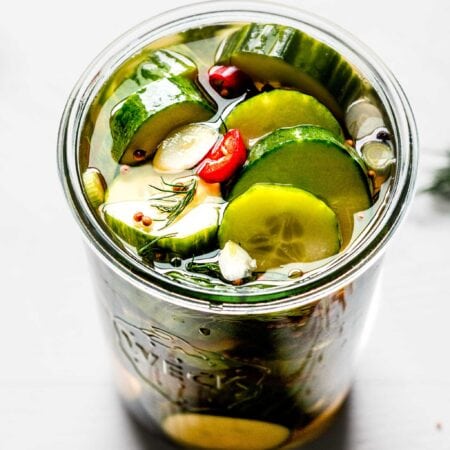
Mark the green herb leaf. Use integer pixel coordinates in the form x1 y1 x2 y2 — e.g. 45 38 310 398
149 177 198 226
186 260 222 278
426 151 450 200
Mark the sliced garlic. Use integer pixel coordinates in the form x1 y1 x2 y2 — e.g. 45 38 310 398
153 123 219 173
218 241 257 281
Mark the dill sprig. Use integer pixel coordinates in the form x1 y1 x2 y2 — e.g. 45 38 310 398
149 177 198 227
426 151 450 200
186 260 222 278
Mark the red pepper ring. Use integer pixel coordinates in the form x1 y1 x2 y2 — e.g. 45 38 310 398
208 65 253 99
197 129 247 183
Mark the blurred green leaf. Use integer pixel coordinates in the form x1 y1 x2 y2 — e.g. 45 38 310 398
426 151 450 200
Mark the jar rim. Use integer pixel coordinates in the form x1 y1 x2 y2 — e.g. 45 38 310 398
57 0 418 314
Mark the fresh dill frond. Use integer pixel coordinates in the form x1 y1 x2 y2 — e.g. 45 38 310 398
426 151 450 200
186 260 222 278
148 177 198 227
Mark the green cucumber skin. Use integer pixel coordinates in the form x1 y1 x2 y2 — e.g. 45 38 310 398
217 23 366 113
110 76 214 164
135 49 197 84
98 50 197 108
242 126 371 200
104 209 219 256
246 125 349 165
179 25 231 43
228 126 372 245
102 201 220 256
110 93 146 161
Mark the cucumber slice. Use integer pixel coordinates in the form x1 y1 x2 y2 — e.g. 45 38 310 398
135 49 197 84
99 50 197 107
103 201 220 256
82 167 106 209
225 89 343 146
163 413 290 450
105 164 222 204
153 123 220 172
219 184 341 271
228 126 372 245
217 23 368 118
105 164 193 203
110 76 215 165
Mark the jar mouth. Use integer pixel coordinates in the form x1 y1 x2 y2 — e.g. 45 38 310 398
58 0 418 314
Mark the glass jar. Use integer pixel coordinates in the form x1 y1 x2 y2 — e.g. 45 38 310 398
58 2 418 448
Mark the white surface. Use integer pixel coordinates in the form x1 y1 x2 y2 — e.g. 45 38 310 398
1 0 449 449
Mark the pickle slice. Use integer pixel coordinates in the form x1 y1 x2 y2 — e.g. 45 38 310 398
82 167 106 209
228 125 372 246
110 76 214 165
225 89 343 146
105 164 193 203
163 413 290 450
135 49 197 83
219 184 341 271
103 201 220 256
217 23 368 118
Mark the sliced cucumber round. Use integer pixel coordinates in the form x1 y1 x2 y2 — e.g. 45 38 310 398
105 164 222 204
99 49 197 107
219 184 341 271
228 125 372 246
225 89 343 146
105 164 192 203
153 123 220 172
110 76 215 165
82 167 106 209
217 23 368 118
103 200 220 256
163 413 290 450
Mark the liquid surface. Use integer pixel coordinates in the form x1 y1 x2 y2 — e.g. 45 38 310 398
81 22 394 298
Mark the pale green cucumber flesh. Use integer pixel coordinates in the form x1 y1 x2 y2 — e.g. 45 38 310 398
217 23 367 118
219 184 341 271
110 76 214 165
103 201 220 256
230 53 343 119
82 168 106 209
105 164 194 203
225 89 343 146
228 126 372 246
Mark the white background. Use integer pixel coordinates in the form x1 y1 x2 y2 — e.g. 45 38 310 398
1 0 449 449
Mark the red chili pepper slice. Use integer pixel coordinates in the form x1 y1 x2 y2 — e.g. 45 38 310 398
197 129 247 183
208 65 253 99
